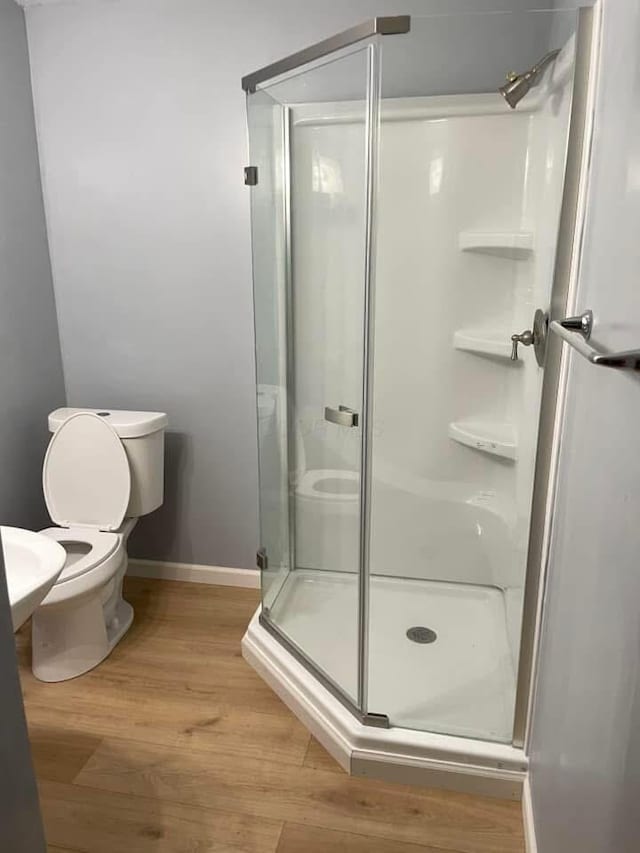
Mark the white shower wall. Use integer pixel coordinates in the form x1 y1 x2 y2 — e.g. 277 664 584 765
371 97 531 564
291 65 573 623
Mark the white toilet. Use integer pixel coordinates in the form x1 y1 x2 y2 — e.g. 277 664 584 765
31 407 168 682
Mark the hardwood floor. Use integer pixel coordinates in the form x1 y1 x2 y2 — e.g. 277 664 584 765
16 577 525 853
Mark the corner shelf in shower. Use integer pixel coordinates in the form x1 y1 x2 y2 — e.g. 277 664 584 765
453 329 514 360
448 420 517 461
458 230 533 260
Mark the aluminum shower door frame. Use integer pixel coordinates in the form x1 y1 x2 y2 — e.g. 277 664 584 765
512 4 599 748
241 16 410 93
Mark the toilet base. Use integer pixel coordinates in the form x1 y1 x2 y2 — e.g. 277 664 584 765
32 586 134 683
107 598 134 649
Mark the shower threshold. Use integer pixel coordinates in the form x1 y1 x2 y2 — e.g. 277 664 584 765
242 570 527 799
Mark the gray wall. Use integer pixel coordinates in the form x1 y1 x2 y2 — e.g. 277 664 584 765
528 2 640 851
24 0 563 569
0 0 65 532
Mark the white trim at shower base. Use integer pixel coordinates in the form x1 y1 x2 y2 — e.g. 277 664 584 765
242 609 527 800
522 778 538 853
127 559 260 589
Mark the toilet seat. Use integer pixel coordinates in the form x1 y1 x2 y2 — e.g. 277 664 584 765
41 526 121 582
296 469 360 502
39 526 125 608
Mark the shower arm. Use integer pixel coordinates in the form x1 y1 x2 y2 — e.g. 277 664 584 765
507 50 560 86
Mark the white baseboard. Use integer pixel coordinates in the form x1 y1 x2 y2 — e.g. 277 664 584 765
522 777 537 853
127 559 260 589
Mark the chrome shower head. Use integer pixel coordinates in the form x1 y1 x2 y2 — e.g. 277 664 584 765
499 49 560 109
499 71 534 109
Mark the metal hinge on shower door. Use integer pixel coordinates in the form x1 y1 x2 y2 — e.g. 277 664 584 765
363 712 390 728
244 166 258 185
256 547 268 571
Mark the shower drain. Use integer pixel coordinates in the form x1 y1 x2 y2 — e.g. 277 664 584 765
406 626 437 644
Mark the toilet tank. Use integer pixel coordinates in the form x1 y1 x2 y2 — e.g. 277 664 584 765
48 408 168 518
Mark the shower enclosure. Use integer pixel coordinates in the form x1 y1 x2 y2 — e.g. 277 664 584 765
243 8 596 791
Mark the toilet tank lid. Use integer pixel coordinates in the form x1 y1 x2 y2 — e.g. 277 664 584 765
49 408 168 439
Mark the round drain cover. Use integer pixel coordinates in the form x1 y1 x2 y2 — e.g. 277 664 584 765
406 626 437 644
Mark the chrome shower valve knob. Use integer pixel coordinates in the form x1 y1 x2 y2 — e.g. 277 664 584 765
510 329 534 360
510 310 549 366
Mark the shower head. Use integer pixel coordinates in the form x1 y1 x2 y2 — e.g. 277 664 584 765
499 49 561 109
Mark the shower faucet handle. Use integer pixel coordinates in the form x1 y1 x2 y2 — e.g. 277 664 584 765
510 310 549 366
510 329 534 361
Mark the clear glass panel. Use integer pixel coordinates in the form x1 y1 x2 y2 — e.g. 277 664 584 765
248 45 372 704
248 88 291 612
366 10 579 741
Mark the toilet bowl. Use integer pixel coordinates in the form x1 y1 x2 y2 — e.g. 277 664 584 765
296 468 360 501
32 520 136 682
31 408 167 682
295 469 360 572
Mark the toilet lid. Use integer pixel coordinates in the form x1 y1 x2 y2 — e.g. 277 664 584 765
43 412 131 531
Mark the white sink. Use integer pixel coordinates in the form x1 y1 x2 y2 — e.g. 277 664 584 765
2 526 66 631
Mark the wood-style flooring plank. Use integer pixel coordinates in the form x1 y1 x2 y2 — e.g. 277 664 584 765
303 736 343 774
74 736 524 853
122 577 260 642
23 639 288 714
27 727 102 784
38 779 283 853
24 677 309 768
277 822 461 853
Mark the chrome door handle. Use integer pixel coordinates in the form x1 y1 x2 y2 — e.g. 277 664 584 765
324 405 359 427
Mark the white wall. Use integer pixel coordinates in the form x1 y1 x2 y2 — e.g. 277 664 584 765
528 2 640 851
22 0 567 569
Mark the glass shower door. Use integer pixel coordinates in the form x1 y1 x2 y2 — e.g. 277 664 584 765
247 45 374 706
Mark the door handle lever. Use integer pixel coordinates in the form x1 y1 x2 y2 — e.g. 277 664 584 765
324 405 359 427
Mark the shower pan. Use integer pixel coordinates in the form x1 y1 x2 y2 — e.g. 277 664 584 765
242 8 598 797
